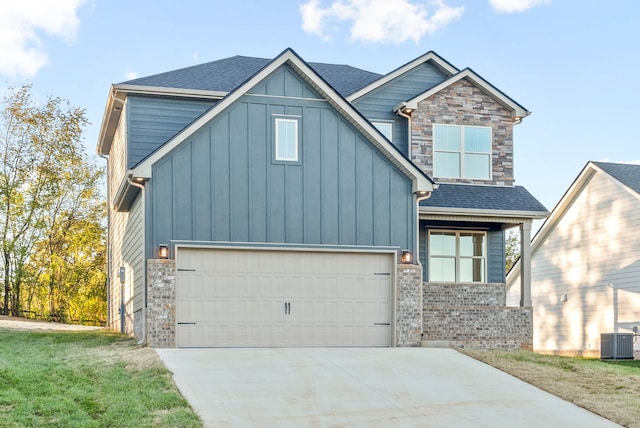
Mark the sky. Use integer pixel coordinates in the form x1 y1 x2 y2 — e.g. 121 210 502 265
1 0 639 225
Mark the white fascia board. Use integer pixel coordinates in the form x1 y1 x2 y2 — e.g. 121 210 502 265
132 49 434 193
112 84 228 100
420 206 549 220
404 69 530 120
346 51 458 102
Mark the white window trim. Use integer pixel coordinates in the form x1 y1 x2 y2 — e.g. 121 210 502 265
428 230 487 283
274 117 299 162
372 121 393 142
433 124 492 180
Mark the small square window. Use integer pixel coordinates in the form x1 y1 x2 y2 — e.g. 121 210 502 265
372 121 393 142
275 118 298 162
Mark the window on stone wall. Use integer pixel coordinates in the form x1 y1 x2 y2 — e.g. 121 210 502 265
433 124 491 179
429 230 486 282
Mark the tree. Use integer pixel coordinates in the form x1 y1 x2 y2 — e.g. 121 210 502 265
0 84 105 323
505 229 520 273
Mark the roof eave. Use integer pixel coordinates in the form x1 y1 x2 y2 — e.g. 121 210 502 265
420 206 549 220
112 83 228 99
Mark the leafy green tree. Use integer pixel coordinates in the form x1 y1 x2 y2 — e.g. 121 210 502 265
505 229 520 273
0 84 105 323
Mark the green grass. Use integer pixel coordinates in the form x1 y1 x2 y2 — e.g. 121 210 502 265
0 328 202 427
462 349 640 428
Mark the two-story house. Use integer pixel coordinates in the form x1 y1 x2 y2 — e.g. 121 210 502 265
97 48 547 348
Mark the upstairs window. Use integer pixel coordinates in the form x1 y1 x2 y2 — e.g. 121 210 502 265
372 121 393 142
274 117 299 162
429 231 486 283
433 124 491 179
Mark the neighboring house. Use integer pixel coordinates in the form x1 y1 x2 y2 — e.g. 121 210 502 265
97 48 547 348
507 161 640 357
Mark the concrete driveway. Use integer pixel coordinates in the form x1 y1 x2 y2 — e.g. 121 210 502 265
156 348 620 428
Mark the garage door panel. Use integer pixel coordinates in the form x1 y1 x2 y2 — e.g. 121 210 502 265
176 248 392 347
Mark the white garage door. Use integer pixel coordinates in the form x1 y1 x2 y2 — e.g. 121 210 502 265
175 247 392 347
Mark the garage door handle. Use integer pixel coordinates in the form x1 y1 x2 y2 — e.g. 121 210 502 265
177 322 196 325
375 323 390 326
284 302 291 315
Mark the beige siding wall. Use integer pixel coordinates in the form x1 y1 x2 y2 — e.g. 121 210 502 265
107 103 146 335
108 194 145 334
519 171 640 352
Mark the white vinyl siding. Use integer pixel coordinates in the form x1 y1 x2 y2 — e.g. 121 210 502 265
109 195 145 332
433 124 491 180
510 171 640 352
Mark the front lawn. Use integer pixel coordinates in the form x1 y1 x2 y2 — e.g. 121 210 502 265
0 328 201 427
463 349 640 428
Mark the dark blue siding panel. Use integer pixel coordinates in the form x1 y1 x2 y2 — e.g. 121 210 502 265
248 103 268 242
153 159 173 247
302 107 322 243
128 96 214 168
320 109 340 244
150 64 416 254
229 104 250 242
172 144 193 240
373 154 391 246
192 129 212 241
211 115 231 241
488 229 505 283
338 125 357 245
356 137 374 244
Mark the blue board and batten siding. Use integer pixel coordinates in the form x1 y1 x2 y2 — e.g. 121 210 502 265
352 63 447 156
149 65 416 255
127 96 216 169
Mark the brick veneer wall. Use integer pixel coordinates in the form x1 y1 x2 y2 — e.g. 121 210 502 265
423 282 533 350
396 264 423 347
146 259 176 347
410 78 514 186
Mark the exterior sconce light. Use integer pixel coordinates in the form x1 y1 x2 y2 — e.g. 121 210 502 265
158 244 169 259
400 250 413 264
403 108 413 114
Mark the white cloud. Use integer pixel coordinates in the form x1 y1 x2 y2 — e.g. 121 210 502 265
300 0 464 44
489 0 550 13
0 0 86 78
124 70 138 80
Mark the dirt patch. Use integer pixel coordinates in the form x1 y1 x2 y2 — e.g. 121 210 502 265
0 315 102 332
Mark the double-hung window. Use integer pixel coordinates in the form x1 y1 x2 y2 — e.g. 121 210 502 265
429 231 486 282
433 124 491 179
274 117 299 162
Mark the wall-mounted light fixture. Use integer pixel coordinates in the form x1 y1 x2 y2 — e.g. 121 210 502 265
400 250 413 264
158 244 169 259
561 294 568 302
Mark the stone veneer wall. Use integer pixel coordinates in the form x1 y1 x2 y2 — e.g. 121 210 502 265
146 259 176 347
423 282 532 350
396 264 423 347
410 78 514 186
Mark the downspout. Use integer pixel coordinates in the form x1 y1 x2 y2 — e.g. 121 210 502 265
97 154 110 328
127 175 147 345
395 106 412 157
415 191 433 269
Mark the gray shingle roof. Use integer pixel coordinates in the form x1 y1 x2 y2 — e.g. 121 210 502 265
592 161 640 194
120 55 382 97
421 183 548 213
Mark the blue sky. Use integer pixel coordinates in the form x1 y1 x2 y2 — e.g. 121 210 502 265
1 0 639 220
